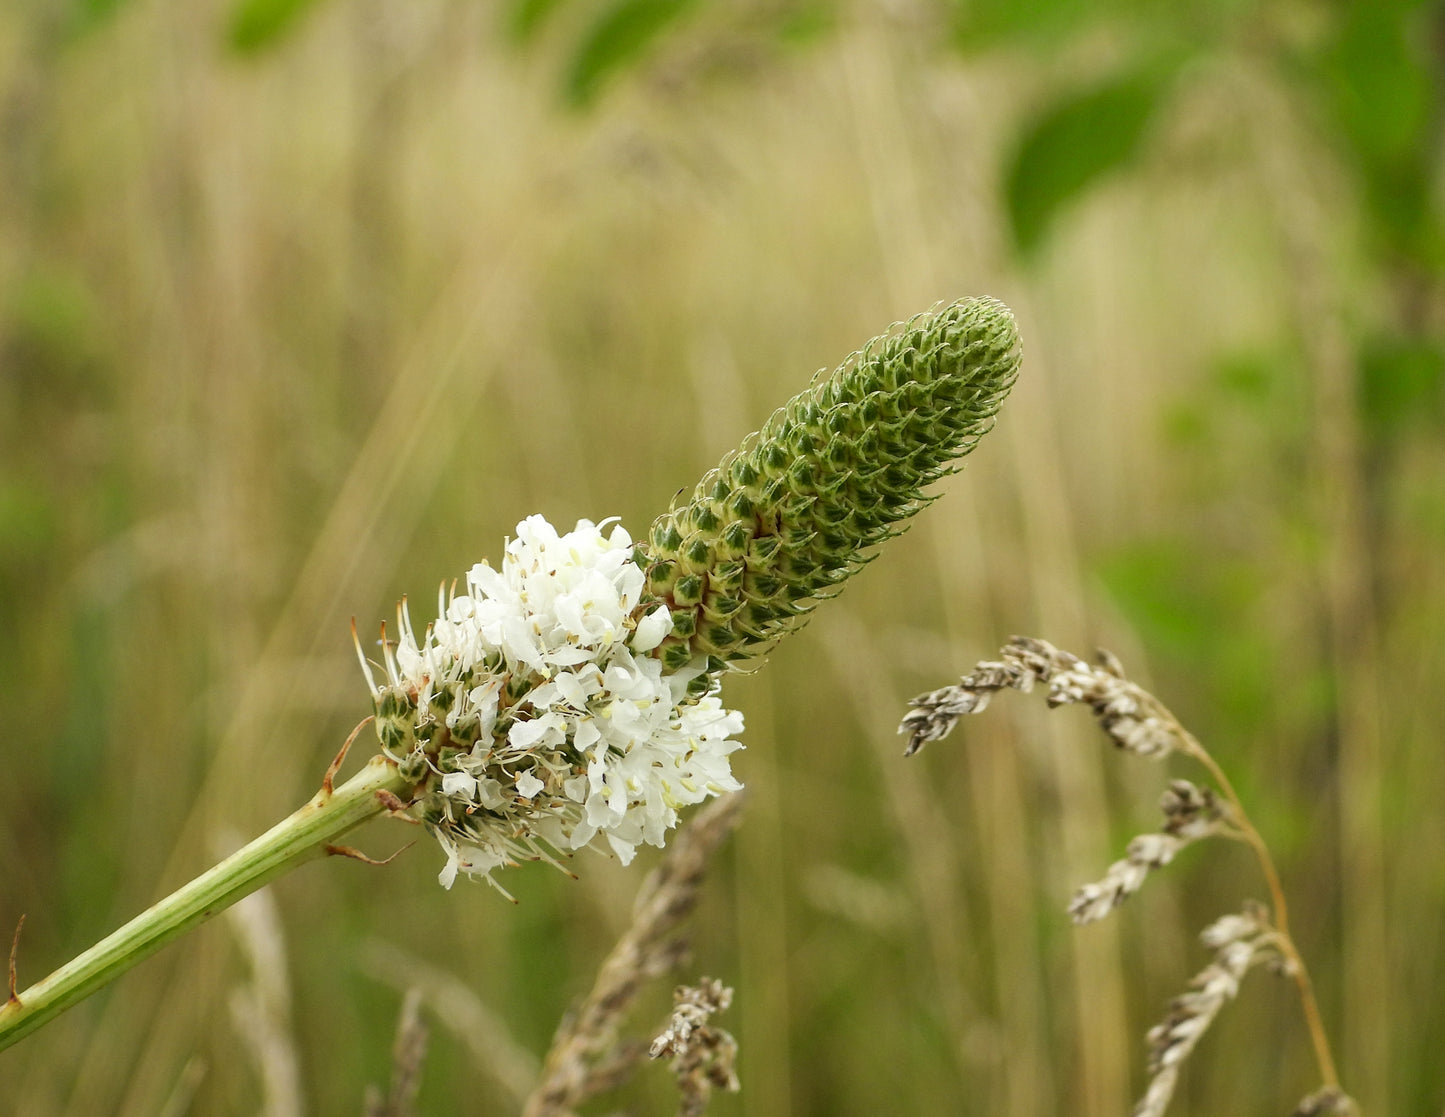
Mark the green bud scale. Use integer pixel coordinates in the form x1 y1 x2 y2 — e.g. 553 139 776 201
643 296 1021 672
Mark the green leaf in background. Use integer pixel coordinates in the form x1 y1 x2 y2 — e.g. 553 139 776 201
1322 1 1435 175
6 267 107 392
774 1 834 46
1358 334 1445 440
65 0 133 38
1004 66 1172 257
507 0 570 44
1095 539 1242 658
227 0 325 54
950 0 1101 51
0 483 56 566
563 0 699 108
1317 0 1442 266
1094 539 1279 733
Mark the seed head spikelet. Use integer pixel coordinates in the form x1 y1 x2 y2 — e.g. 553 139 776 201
643 296 1021 672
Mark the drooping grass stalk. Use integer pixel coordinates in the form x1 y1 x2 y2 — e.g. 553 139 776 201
902 637 1353 1115
0 754 414 1054
1173 726 1340 1091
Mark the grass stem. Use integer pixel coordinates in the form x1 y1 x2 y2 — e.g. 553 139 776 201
1178 731 1342 1091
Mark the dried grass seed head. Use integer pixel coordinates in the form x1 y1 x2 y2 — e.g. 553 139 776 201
901 636 1183 758
651 978 740 1117
1067 779 1233 924
1144 904 1282 1079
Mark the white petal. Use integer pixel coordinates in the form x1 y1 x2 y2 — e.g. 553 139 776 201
438 844 461 889
631 605 673 652
606 832 638 864
441 771 478 799
508 714 562 750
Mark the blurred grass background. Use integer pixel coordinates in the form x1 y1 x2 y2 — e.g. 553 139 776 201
2 0 1443 1114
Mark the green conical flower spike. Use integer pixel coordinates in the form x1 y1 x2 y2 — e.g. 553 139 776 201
644 296 1021 673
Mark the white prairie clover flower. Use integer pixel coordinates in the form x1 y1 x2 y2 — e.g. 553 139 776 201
0 298 1019 1058
357 515 744 892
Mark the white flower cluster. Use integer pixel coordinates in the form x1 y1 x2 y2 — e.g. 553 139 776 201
360 515 744 891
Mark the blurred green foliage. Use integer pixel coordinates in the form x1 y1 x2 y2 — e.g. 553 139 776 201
228 0 327 54
1003 66 1173 257
562 0 702 107
1321 0 1443 269
1359 333 1445 437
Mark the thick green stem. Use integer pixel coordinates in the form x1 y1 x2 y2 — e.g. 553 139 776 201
0 755 413 1054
